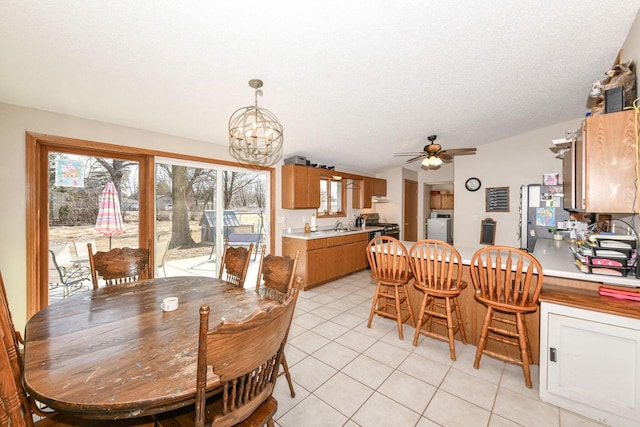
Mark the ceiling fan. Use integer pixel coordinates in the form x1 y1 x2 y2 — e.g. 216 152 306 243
394 135 477 167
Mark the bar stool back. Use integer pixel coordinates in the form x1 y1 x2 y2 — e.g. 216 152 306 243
408 239 467 360
470 245 544 388
366 236 415 340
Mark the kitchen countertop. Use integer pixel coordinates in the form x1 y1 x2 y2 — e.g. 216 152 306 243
531 239 640 287
283 226 384 240
289 231 640 287
401 239 640 288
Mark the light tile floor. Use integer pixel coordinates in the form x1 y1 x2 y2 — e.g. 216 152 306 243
273 270 608 427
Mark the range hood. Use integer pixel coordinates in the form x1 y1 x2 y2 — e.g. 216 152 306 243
372 196 390 203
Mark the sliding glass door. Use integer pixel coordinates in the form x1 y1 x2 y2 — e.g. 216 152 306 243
154 158 270 287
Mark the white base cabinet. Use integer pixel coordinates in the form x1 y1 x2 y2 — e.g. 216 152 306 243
540 302 640 427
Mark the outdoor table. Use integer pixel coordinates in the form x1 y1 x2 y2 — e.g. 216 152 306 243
22 276 279 420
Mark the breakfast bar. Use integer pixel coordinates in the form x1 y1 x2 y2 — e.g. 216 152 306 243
374 238 640 367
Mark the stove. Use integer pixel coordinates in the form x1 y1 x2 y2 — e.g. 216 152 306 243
365 213 400 239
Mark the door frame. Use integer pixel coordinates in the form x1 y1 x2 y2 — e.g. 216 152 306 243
403 179 418 241
26 132 275 316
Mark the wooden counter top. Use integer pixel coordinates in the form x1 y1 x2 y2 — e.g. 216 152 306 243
540 284 640 320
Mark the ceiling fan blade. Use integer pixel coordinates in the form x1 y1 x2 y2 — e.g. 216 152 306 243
394 152 427 156
439 153 453 162
405 154 427 163
440 148 477 156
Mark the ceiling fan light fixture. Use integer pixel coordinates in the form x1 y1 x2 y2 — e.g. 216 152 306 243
228 79 284 166
421 156 442 168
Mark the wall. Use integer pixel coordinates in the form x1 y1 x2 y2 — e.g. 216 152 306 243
452 119 583 247
622 8 640 66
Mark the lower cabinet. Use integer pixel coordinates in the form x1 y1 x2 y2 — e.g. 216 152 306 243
539 302 640 426
283 233 369 289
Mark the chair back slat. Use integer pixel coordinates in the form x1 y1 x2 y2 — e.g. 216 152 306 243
470 246 543 309
88 243 150 289
367 236 411 284
219 241 254 287
409 240 462 293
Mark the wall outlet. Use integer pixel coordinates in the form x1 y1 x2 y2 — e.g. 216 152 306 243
530 229 535 236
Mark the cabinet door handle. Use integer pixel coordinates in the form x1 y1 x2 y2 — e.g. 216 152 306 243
549 347 557 363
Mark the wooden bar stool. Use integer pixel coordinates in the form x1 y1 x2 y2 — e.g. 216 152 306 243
408 240 467 360
366 236 415 340
470 246 544 388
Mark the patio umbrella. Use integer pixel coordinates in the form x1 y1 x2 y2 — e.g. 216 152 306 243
95 182 124 250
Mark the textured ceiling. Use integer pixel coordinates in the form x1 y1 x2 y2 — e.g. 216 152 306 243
1 1 639 173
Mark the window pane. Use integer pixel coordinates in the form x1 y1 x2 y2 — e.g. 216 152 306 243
319 179 328 213
48 153 139 301
330 181 342 213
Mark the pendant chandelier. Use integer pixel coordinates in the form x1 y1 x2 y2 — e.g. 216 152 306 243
228 79 284 166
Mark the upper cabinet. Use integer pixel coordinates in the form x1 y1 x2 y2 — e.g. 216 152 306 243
282 164 386 210
372 178 387 197
352 177 387 209
564 110 639 213
281 164 320 209
431 193 454 210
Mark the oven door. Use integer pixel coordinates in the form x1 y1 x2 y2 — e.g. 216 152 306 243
368 230 382 242
385 230 400 240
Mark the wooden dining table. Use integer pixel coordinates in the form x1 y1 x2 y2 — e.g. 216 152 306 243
22 276 280 420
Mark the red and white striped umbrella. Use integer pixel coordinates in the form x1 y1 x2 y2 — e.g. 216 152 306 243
95 182 124 249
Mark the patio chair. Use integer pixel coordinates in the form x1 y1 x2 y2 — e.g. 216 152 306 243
228 232 262 261
48 244 91 298
73 239 96 262
155 238 169 277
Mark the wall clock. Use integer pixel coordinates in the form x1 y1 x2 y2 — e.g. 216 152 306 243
465 177 481 192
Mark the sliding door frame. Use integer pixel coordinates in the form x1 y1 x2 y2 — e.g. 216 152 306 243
26 132 275 317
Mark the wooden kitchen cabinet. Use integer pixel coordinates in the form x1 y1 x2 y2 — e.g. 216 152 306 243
372 177 386 196
564 110 639 213
539 291 640 426
281 164 321 209
430 193 454 209
283 232 369 289
352 177 387 209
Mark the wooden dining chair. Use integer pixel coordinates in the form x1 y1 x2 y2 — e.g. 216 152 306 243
366 235 415 340
470 245 544 388
408 240 467 360
88 242 150 289
218 239 254 287
153 292 297 427
255 246 301 397
0 274 156 427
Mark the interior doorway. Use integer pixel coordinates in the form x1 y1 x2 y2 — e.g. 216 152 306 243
403 179 418 241
424 181 455 243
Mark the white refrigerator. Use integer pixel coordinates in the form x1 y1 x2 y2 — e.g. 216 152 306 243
427 218 452 243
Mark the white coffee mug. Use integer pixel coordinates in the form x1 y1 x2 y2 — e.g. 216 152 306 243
161 296 179 312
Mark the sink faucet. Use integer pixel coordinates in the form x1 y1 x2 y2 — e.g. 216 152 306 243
334 220 343 231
